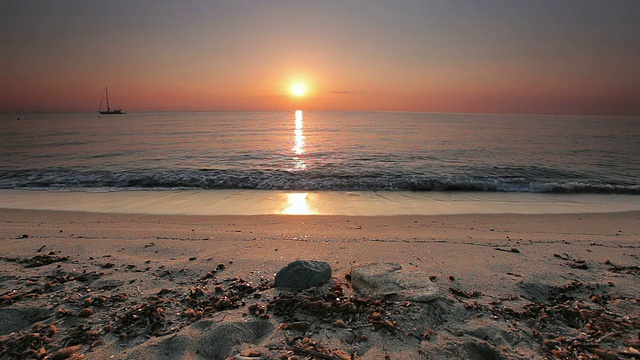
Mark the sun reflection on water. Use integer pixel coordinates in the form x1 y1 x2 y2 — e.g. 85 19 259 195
280 192 316 215
292 110 307 171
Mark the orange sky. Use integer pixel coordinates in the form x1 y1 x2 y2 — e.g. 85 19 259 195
1 1 639 114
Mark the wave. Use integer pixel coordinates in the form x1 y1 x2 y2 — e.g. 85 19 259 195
0 168 638 194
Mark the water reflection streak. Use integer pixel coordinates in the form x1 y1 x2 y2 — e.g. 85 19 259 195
292 110 307 171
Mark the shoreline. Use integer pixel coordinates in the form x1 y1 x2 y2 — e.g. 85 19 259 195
1 189 639 216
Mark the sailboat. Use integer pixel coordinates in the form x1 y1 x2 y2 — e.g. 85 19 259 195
98 86 125 114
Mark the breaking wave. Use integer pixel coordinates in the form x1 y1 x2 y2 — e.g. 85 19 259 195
0 168 638 194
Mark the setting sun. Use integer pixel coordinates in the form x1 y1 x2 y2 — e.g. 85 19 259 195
291 83 307 97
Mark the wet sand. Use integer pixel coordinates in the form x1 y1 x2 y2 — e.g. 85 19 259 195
1 209 639 359
2 189 640 216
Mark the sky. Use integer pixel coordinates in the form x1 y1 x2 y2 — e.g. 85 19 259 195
1 0 639 114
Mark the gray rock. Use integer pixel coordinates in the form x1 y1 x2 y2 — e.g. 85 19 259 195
275 260 332 291
351 262 442 302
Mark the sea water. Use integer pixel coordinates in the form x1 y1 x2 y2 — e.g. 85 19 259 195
1 111 638 215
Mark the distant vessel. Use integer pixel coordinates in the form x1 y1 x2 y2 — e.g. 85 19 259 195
99 86 125 115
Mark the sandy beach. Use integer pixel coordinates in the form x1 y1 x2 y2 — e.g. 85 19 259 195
1 209 639 359
4 0 640 358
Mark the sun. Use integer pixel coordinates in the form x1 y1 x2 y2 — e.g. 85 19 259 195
291 83 307 97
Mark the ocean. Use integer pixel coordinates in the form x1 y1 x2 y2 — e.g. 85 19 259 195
1 111 638 194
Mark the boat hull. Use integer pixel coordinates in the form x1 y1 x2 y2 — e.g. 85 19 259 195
99 110 125 115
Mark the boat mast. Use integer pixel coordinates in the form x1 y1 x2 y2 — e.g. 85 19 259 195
105 86 111 111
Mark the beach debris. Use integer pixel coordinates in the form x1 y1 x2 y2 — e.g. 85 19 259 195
233 354 261 359
423 326 436 340
62 323 102 349
449 287 481 299
0 320 77 359
287 339 351 360
606 261 640 275
565 258 589 269
370 317 397 334
77 308 94 318
45 270 102 286
553 253 591 270
2 242 637 360
495 247 520 253
267 278 407 342
5 254 70 268
332 319 347 328
281 321 310 332
113 299 169 338
275 260 332 291
486 280 640 359
49 344 84 359
0 288 44 304
200 263 229 282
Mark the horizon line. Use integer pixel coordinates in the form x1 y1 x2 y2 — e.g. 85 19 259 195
2 109 640 117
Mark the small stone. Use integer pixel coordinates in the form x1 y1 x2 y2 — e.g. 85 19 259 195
77 308 94 318
50 345 82 360
275 260 332 291
423 327 436 339
339 302 357 314
333 350 351 360
333 319 347 328
289 321 310 332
